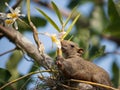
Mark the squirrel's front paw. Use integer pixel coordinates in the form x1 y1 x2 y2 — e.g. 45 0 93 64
56 55 63 60
56 60 63 69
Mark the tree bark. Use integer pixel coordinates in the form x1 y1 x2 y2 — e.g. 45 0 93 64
0 25 53 69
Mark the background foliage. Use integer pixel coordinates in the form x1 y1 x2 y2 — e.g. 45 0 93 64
0 0 120 89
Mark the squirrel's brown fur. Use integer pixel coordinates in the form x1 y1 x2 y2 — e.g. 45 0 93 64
56 40 112 90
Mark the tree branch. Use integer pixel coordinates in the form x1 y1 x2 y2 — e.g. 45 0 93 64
12 0 22 10
0 25 53 69
102 34 120 46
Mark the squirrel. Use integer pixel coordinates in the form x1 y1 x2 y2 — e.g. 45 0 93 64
56 40 112 90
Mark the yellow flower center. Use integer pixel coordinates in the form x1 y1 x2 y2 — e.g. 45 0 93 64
51 35 58 43
5 19 14 24
7 13 18 18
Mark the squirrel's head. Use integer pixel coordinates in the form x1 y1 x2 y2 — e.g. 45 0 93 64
61 40 84 57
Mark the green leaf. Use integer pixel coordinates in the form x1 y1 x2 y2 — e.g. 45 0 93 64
96 45 105 57
0 68 12 90
67 0 93 9
26 0 31 22
0 68 11 83
88 45 105 60
16 74 31 89
36 8 61 32
51 1 63 25
63 14 80 39
114 0 120 16
73 29 90 55
90 6 108 33
108 0 120 21
111 61 120 87
18 16 47 33
0 0 10 12
104 0 120 37
6 50 23 81
105 20 120 37
108 0 120 26
67 0 80 9
63 7 77 27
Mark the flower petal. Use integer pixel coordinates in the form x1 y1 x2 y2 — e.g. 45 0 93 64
14 7 21 14
58 31 66 39
0 13 7 19
5 2 14 13
14 21 18 30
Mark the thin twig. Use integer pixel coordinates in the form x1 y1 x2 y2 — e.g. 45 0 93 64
23 54 34 62
69 79 118 90
27 0 44 54
7 0 23 13
19 78 31 90
102 34 120 46
27 0 49 69
59 83 79 90
29 21 51 70
12 0 23 10
0 70 54 90
0 47 16 56
104 51 120 55
29 22 44 54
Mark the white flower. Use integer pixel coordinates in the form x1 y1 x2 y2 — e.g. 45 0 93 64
40 31 66 49
4 2 25 29
5 2 25 19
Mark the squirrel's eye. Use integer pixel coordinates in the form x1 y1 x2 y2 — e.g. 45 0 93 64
70 44 74 48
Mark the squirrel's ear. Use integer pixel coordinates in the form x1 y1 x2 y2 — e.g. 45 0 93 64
77 48 84 54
